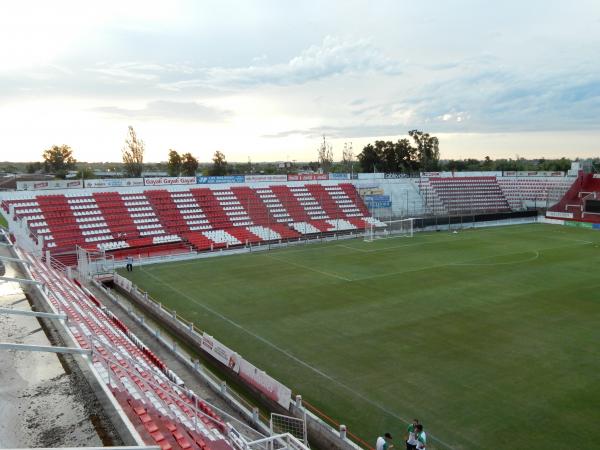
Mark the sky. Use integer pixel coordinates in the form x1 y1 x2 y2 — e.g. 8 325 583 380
0 0 599 163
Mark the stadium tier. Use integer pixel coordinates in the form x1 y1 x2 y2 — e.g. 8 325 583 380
1 183 373 264
23 251 233 450
546 172 600 223
417 175 573 214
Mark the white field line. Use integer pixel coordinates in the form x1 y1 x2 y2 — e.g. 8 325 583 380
347 236 461 253
263 254 352 282
334 244 370 253
139 267 458 449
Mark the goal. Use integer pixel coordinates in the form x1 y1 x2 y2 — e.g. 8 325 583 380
364 217 414 242
270 413 307 446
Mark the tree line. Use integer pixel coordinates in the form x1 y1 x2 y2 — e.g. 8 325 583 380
34 126 231 179
355 130 440 173
27 126 573 179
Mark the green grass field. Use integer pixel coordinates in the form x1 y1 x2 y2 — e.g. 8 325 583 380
121 223 600 450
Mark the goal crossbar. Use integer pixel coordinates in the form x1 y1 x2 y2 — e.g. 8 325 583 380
365 217 414 242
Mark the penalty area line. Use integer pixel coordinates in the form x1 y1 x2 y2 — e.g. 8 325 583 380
140 268 457 449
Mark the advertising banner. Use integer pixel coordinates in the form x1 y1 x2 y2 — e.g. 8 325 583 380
384 173 408 179
200 334 240 372
358 188 384 196
196 175 245 184
420 171 455 178
17 179 83 191
238 359 292 409
144 176 197 186
546 211 574 219
287 173 328 181
84 178 144 188
357 173 385 179
564 220 593 228
504 171 565 177
329 173 350 180
364 194 392 208
245 174 288 183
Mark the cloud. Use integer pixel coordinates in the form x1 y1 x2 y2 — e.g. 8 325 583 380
263 66 600 141
0 35 400 101
263 124 409 140
91 100 231 121
344 65 600 134
159 35 401 91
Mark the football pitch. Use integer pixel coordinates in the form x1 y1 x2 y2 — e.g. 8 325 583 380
121 223 600 450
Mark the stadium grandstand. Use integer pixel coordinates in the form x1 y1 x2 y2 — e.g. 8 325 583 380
2 167 599 450
0 172 575 267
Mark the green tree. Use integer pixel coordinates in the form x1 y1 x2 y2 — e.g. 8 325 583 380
166 149 182 176
42 144 77 179
341 142 355 174
409 129 440 171
357 143 382 172
209 150 228 176
181 152 199 176
482 155 494 171
317 135 334 172
395 138 418 172
122 126 144 177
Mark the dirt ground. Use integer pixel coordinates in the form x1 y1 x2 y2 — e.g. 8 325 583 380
0 257 118 447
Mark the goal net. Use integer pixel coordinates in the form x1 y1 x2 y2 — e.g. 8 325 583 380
270 413 307 446
77 246 115 280
364 217 414 242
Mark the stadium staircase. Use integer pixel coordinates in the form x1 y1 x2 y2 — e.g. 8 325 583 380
24 252 235 450
2 183 372 264
546 172 600 223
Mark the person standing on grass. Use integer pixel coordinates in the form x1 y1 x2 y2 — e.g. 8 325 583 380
376 433 394 450
415 424 426 450
126 256 133 272
406 419 419 450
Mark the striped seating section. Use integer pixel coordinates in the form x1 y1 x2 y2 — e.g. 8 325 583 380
1 183 370 262
418 177 510 214
497 177 574 209
24 252 233 450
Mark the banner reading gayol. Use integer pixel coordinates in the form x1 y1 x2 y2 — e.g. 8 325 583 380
144 177 197 186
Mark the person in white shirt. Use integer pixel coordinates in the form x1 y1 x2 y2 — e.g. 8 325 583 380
415 424 426 450
376 433 393 450
406 419 419 450
126 256 133 272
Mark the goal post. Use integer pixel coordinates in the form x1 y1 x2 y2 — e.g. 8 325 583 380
270 413 307 446
364 217 414 242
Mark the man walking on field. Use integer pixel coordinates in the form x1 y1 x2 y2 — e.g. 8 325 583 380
376 433 394 450
126 256 133 272
415 424 426 450
406 419 419 450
